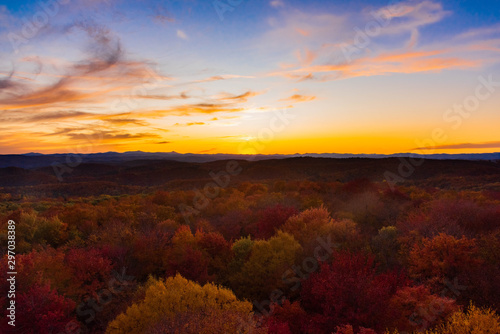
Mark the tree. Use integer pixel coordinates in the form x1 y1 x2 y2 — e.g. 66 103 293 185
408 233 482 295
106 274 256 334
386 285 457 332
265 300 307 334
196 230 233 283
16 210 67 249
424 303 500 334
335 325 377 334
65 247 114 300
252 204 298 239
167 246 211 283
228 236 254 276
230 231 302 301
371 226 401 270
149 308 266 334
130 229 172 280
301 251 407 333
2 282 77 334
166 226 211 283
328 218 363 251
281 206 332 246
281 206 338 255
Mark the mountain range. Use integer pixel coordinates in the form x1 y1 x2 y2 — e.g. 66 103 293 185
0 151 499 169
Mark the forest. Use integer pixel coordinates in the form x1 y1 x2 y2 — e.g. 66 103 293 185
1 157 500 333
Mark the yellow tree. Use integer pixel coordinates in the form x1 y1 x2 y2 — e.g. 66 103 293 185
385 303 500 334
106 274 258 334
426 303 500 334
281 206 355 255
230 231 302 301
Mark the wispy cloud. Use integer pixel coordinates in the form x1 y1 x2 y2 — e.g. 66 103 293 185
413 141 500 150
194 74 255 84
280 94 316 103
0 19 164 112
177 29 188 40
198 148 216 153
45 127 161 142
174 121 205 126
140 102 245 117
216 90 263 102
263 1 498 82
99 117 149 126
270 0 285 8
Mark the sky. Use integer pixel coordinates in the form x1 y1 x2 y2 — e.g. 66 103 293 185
0 0 499 155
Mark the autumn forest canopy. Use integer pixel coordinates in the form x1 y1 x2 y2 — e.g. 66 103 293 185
1 156 500 333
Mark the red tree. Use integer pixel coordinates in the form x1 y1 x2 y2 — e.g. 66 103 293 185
65 247 114 299
4 283 77 334
266 300 307 334
252 205 299 239
301 251 407 333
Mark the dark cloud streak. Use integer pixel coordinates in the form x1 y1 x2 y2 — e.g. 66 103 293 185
413 141 500 150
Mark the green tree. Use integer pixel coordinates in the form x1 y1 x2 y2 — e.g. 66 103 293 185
230 231 302 301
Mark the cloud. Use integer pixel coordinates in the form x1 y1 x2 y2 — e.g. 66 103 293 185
65 19 125 74
198 148 216 153
177 29 188 40
270 0 285 8
295 48 317 67
45 127 161 142
100 117 149 126
412 141 500 150
216 91 262 102
270 45 483 82
174 122 205 126
194 74 255 83
131 89 260 118
154 15 175 24
151 3 176 24
210 115 240 121
143 102 245 117
0 79 111 109
0 19 166 113
24 110 95 123
280 94 316 103
0 5 14 29
262 1 498 82
134 93 189 100
368 0 451 34
456 24 500 40
68 131 160 141
0 71 21 90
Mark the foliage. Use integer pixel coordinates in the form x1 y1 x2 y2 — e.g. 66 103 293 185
230 231 302 301
1 282 77 334
300 251 408 333
386 285 458 332
105 274 255 334
425 303 500 334
251 204 298 239
1 170 499 333
408 233 482 295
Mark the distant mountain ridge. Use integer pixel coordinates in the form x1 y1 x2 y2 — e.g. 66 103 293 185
0 151 499 169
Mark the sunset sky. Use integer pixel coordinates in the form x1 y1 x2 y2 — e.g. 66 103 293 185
0 0 499 155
